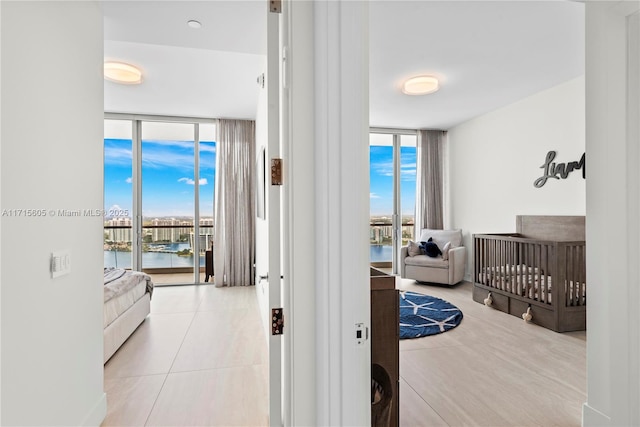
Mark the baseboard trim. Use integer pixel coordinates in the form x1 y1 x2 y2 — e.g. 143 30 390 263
81 392 107 426
583 402 610 427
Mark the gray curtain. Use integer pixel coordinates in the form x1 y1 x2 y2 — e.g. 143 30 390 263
415 130 445 235
214 119 256 287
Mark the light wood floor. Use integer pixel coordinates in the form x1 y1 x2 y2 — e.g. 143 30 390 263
102 279 586 426
397 278 585 427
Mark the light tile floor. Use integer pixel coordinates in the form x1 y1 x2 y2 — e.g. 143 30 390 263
102 279 586 426
102 285 268 427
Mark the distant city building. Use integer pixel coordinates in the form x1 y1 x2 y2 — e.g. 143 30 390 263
105 217 132 242
151 218 192 242
199 217 214 226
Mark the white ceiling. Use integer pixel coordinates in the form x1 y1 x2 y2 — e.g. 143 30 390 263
103 1 584 130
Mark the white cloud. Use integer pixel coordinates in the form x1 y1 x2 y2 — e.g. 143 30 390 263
125 177 132 184
104 146 133 166
199 143 217 153
178 177 208 185
370 193 380 199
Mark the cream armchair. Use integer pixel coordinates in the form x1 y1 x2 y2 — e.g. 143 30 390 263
400 229 466 286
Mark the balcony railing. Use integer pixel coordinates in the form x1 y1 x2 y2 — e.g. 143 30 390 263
369 221 414 263
104 224 214 271
105 222 413 268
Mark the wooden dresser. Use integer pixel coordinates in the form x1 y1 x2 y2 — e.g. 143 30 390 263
370 267 399 427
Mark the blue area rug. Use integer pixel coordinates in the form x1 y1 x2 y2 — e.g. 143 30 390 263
399 291 463 339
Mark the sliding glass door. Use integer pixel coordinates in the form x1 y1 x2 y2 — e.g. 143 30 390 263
104 119 133 270
369 130 417 273
141 122 196 285
104 115 216 285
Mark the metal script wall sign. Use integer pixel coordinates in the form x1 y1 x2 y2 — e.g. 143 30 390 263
534 151 586 188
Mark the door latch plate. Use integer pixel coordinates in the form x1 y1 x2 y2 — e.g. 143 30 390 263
271 158 283 185
271 308 284 335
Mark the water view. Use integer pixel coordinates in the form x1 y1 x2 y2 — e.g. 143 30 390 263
105 243 393 269
104 243 206 269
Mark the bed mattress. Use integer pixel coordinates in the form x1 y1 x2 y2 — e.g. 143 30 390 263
104 280 147 328
479 264 585 305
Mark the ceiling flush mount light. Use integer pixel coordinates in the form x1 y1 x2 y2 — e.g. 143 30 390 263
187 20 202 29
402 75 440 95
104 61 143 85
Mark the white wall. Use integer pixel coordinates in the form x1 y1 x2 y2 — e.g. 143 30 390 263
447 76 585 278
254 58 269 338
583 2 640 426
0 2 106 425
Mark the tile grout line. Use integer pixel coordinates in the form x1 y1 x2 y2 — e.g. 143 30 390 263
399 374 452 427
143 302 201 427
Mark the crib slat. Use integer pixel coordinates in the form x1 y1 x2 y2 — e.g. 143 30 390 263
527 244 532 299
540 244 546 303
545 244 548 304
496 239 499 289
492 239 497 289
520 242 525 297
496 239 501 290
503 240 507 292
529 243 534 301
571 246 580 305
517 240 522 297
500 239 504 291
581 244 586 306
474 237 478 283
575 245 581 306
578 245 583 305
568 246 572 306
483 238 488 286
581 245 585 305
535 244 541 303
509 239 515 294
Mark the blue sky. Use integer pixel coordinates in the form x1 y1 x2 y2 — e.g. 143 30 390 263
104 138 215 218
369 145 416 217
105 139 414 218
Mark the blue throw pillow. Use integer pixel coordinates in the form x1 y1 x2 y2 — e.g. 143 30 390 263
420 237 442 258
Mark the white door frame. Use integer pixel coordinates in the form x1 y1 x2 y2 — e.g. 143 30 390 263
283 1 371 425
266 4 283 426
584 1 640 426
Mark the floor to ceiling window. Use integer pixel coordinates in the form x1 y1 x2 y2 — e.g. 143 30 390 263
104 119 134 270
104 115 216 285
369 129 417 273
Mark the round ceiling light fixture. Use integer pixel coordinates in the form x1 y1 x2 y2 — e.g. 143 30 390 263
402 75 440 95
104 61 143 85
187 20 202 29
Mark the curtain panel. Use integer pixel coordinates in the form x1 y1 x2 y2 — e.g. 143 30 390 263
214 119 256 287
415 130 445 236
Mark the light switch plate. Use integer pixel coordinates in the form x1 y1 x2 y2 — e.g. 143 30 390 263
51 250 71 278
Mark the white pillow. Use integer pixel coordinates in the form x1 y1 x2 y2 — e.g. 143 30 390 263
407 240 421 257
441 241 452 260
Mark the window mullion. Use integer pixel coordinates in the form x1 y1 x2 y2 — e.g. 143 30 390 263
194 123 200 284
132 120 142 271
393 133 401 275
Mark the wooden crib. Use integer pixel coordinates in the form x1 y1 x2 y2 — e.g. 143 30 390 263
472 216 586 332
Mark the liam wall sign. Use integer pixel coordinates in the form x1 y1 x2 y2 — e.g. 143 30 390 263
534 151 586 188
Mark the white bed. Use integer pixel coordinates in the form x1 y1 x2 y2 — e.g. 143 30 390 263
103 268 154 363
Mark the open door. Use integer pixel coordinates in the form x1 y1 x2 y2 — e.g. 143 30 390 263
267 2 284 425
